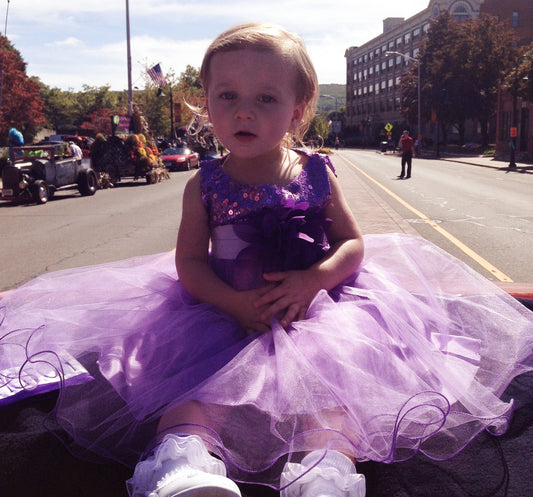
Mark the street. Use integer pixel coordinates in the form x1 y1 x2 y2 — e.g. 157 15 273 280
0 169 189 291
1 151 532 291
334 149 533 283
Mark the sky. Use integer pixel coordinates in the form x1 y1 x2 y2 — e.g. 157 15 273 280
2 0 430 91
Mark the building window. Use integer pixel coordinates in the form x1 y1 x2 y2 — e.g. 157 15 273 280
375 64 380 74
413 48 420 58
413 27 421 39
396 36 403 47
375 83 380 94
512 11 519 28
388 58 394 68
451 3 471 22
396 55 402 65
404 33 411 44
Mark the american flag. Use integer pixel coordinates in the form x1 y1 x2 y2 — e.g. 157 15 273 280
147 63 167 87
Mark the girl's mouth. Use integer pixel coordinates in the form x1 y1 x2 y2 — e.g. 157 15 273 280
234 131 256 141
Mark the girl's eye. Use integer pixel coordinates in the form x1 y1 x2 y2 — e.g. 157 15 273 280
258 95 276 103
219 92 236 100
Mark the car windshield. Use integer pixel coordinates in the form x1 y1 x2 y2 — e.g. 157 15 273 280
162 148 190 155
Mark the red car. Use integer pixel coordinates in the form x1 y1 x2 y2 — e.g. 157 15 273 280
160 147 199 171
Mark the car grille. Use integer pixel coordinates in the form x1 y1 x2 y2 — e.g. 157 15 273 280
2 167 21 194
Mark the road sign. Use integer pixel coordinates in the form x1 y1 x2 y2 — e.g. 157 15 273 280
384 123 393 132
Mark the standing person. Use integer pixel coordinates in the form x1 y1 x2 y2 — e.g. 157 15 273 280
398 129 415 179
0 22 532 497
69 140 83 164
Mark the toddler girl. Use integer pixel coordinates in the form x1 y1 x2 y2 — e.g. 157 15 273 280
1 22 532 497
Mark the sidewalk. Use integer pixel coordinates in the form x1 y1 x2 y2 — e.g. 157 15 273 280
438 153 533 174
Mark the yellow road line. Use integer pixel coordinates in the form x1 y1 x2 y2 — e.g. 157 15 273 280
339 154 513 282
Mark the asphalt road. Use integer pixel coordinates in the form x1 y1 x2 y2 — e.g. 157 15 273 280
335 149 533 283
1 151 532 291
0 170 190 291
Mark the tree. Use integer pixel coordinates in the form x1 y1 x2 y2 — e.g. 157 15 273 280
0 36 45 145
40 85 79 131
400 13 515 148
515 43 533 103
306 115 330 145
465 16 516 147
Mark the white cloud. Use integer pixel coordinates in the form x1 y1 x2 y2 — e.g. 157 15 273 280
5 0 430 90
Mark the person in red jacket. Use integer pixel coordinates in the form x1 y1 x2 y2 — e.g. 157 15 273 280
398 130 415 179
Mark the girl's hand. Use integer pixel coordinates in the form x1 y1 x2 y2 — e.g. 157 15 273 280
255 270 321 328
230 284 277 335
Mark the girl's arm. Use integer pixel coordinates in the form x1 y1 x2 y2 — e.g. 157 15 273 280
176 172 273 333
256 167 364 327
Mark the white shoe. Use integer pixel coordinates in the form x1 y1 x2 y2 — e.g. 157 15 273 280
127 434 242 497
280 450 365 497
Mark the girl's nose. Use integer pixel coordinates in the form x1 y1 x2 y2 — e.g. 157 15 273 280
233 101 255 120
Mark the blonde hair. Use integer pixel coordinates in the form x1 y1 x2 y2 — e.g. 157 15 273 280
196 22 318 147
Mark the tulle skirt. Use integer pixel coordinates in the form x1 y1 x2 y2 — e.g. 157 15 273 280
1 233 532 489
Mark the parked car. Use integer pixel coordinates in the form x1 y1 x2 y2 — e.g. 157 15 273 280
160 147 199 171
1 144 98 204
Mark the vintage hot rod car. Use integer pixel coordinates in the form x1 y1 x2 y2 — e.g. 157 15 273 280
1 144 98 204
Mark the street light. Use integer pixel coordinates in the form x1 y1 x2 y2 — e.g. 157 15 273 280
386 51 421 151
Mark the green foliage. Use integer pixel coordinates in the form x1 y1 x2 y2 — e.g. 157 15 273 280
317 85 346 113
306 114 330 144
515 43 533 103
400 12 516 147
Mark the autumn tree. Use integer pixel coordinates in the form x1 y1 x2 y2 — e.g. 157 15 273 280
0 35 45 145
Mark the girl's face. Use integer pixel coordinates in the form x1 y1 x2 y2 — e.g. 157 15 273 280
206 49 306 163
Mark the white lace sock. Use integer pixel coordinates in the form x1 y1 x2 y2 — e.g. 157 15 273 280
126 434 242 497
280 450 365 497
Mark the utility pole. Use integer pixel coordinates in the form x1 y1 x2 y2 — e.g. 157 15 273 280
125 0 133 117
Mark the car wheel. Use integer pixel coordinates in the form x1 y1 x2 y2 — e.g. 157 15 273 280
31 180 49 204
78 169 98 196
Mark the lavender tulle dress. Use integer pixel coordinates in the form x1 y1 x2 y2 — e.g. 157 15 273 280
1 153 533 489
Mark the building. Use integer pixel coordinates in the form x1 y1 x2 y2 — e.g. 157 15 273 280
344 0 533 157
488 0 533 161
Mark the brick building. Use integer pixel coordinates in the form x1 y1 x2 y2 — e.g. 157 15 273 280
344 0 533 157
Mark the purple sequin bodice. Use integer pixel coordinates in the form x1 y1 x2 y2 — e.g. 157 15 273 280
200 153 333 289
200 153 333 227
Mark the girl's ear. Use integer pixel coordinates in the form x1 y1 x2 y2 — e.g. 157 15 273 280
289 102 306 131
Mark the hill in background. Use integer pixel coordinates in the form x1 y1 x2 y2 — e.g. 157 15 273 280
317 84 346 113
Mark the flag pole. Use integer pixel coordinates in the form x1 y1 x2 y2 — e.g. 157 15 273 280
125 0 133 117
